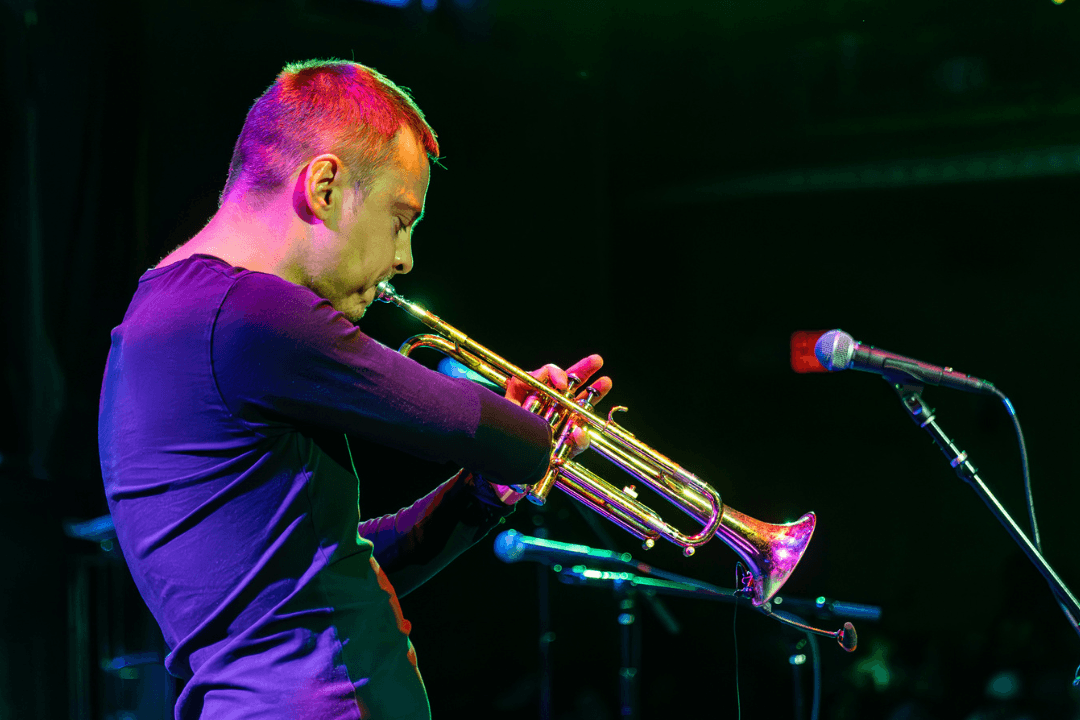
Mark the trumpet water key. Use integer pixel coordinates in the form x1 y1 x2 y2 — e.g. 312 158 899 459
376 282 816 606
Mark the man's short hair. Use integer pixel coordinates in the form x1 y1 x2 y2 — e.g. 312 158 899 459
222 59 440 205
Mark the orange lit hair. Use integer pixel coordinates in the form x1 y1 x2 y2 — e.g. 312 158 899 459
222 59 439 204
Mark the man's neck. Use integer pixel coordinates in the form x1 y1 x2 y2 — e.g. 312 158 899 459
158 197 308 286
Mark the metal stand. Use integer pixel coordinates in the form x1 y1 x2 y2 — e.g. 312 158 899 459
523 503 678 720
789 636 806 720
530 516 555 720
779 611 821 720
557 566 880 720
538 549 554 720
497 529 878 717
616 587 641 720
887 377 1080 638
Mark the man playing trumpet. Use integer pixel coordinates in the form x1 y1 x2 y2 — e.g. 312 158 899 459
99 59 610 720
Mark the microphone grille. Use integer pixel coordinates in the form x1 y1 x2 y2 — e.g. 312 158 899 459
815 330 856 371
493 530 523 563
840 621 858 652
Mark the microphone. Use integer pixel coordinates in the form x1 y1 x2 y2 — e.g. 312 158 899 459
494 530 633 566
437 357 501 392
765 609 859 652
839 621 858 652
814 329 995 394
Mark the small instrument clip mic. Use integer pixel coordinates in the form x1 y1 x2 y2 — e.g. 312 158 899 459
763 607 858 653
737 565 858 652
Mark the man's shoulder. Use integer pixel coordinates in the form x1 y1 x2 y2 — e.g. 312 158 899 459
213 265 366 359
143 254 370 364
146 254 312 311
218 266 326 324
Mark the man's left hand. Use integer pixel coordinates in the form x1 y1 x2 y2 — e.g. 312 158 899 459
492 354 612 504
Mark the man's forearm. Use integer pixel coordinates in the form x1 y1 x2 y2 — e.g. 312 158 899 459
357 470 515 597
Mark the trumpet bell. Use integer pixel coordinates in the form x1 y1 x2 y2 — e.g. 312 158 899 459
720 508 816 606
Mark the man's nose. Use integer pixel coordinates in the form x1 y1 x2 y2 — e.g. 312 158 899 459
394 234 413 275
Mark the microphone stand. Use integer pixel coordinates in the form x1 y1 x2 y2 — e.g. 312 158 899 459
554 570 686 720
886 376 1080 642
529 514 555 720
570 501 682 635
557 565 879 720
496 529 873 717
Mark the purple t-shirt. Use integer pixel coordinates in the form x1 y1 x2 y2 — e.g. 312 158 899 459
98 255 551 719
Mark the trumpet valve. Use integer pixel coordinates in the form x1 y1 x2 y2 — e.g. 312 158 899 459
565 373 582 394
528 413 580 507
578 385 601 412
526 466 560 506
622 484 638 499
522 396 545 415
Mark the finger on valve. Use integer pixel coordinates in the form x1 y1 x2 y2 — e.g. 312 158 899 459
567 423 592 459
506 358 612 423
565 354 604 388
576 376 613 410
505 363 566 407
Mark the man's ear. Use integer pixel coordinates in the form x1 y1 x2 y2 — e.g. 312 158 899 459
299 154 346 223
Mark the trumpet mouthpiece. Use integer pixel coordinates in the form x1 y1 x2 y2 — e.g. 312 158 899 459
376 281 400 304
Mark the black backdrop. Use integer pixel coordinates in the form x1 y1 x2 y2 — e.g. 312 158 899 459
3 0 1080 718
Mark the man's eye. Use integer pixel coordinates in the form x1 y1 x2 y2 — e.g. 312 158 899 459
395 218 407 233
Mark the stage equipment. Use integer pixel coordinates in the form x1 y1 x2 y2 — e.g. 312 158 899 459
496 530 862 652
377 282 815 606
495 532 876 720
64 515 175 719
811 329 1080 681
887 382 1080 632
814 328 995 394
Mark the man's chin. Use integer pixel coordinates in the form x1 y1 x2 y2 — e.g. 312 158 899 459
328 296 367 324
348 303 369 323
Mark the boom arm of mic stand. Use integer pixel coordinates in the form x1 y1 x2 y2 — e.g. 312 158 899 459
886 376 1080 642
769 595 883 622
557 565 863 651
497 530 869 650
569 501 684 635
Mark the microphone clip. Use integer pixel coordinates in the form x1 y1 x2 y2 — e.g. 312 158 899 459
734 563 756 601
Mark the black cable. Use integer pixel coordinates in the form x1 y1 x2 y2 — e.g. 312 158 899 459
807 625 821 720
773 609 822 720
990 388 1039 551
734 595 742 720
991 388 1080 681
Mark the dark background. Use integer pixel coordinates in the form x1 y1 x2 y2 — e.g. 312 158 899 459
4 0 1080 718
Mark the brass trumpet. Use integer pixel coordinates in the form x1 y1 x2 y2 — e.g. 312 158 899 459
376 282 816 606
